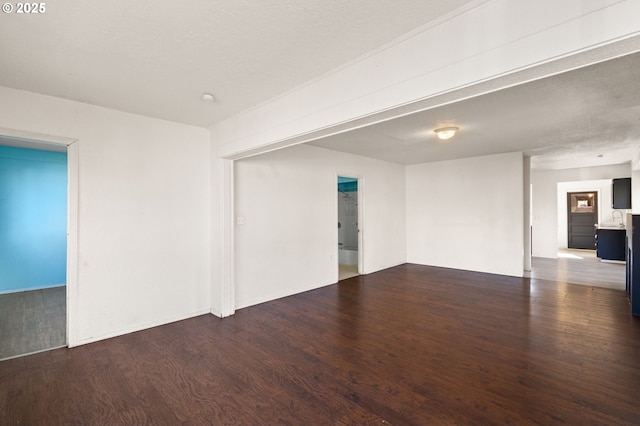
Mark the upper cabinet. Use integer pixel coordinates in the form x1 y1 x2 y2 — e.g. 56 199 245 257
612 177 632 209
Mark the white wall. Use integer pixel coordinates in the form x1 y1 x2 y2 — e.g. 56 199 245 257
213 1 640 159
234 144 406 309
531 163 631 258
0 86 211 346
633 170 640 214
406 152 524 277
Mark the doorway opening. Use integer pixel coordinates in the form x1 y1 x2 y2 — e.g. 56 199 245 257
0 135 70 360
567 191 598 250
530 179 625 291
338 176 360 281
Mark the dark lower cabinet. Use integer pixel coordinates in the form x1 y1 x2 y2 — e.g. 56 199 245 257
596 229 626 261
626 215 640 316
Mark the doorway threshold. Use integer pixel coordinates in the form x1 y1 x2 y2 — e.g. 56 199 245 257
339 264 359 281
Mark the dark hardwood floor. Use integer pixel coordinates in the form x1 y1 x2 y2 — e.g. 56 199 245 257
1 264 639 425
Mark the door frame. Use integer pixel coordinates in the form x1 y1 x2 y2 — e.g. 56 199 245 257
0 127 79 347
337 174 364 276
566 190 599 250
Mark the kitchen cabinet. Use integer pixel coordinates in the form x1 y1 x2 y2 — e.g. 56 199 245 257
596 228 626 261
626 214 640 316
613 177 631 209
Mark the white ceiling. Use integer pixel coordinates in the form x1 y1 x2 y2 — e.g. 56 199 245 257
1 1 638 170
0 0 474 127
309 52 640 169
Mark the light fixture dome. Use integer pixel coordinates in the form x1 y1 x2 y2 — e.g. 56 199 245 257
434 126 458 140
201 93 216 103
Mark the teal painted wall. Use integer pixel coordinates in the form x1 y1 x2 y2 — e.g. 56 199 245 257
0 146 67 293
338 176 358 193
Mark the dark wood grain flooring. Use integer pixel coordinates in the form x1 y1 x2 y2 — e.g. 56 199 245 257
0 287 66 360
1 264 639 425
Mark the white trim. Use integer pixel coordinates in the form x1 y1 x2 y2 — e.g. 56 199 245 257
336 173 364 276
600 259 625 265
358 177 365 275
0 127 74 147
71 309 211 347
523 156 532 272
0 345 67 362
0 283 65 295
335 178 340 282
66 140 79 347
220 158 235 317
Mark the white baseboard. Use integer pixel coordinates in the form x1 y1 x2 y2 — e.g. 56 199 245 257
69 308 211 348
0 283 66 295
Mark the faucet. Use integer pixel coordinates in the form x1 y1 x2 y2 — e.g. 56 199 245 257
612 210 623 226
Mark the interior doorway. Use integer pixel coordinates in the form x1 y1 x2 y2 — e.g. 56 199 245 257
0 135 71 360
567 191 598 250
338 176 360 281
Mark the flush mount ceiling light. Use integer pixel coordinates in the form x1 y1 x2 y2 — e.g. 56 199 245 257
434 126 458 140
201 93 216 103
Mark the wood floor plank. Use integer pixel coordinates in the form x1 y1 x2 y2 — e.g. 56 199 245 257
1 264 640 424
